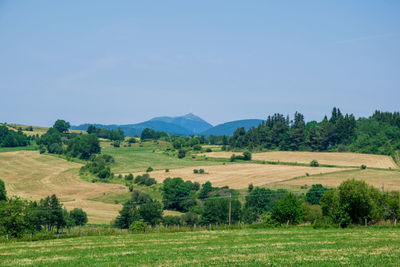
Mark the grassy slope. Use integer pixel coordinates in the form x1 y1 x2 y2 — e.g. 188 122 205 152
101 141 224 174
2 227 400 266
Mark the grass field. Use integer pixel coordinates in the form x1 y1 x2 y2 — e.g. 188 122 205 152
200 151 398 169
273 169 400 191
0 151 126 224
143 164 347 189
1 227 399 266
102 141 222 173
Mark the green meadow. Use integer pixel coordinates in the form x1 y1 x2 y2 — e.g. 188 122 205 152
1 227 399 266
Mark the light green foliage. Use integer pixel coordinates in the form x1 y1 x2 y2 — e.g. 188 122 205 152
272 193 303 225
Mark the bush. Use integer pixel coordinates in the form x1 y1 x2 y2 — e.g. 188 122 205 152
272 193 303 225
302 202 322 223
205 148 212 152
125 173 134 181
134 174 157 186
306 184 330 205
165 168 169 172
162 215 181 226
146 167 154 173
248 183 254 192
310 160 319 167
193 169 199 174
361 164 367 170
193 144 202 151
230 154 236 162
69 208 88 226
127 137 137 144
177 149 186 159
129 220 148 232
199 169 205 174
243 151 252 161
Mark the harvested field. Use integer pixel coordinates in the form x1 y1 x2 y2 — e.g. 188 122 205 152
274 169 400 191
199 151 398 169
0 151 126 224
142 164 345 189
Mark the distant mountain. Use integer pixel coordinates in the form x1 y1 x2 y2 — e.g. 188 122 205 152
150 113 212 134
200 119 264 136
71 113 213 136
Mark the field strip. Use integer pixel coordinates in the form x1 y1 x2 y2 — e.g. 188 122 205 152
198 151 398 169
273 168 400 191
138 164 349 189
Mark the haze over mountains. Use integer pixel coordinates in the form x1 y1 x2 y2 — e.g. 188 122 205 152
71 113 263 136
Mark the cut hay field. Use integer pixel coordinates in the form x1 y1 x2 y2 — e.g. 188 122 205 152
200 151 398 169
0 151 126 224
273 169 400 191
142 164 345 189
1 227 400 266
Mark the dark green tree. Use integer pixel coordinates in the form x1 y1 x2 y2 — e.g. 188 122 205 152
0 178 6 201
305 184 330 205
272 193 303 225
69 208 88 226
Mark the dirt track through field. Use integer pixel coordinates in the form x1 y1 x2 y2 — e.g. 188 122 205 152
142 163 344 189
0 151 126 223
199 151 398 169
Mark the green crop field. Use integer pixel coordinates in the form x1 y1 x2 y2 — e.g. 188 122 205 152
101 141 224 174
1 227 400 266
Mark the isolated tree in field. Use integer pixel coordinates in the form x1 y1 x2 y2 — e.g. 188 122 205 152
305 184 330 205
272 193 303 225
53 120 70 133
69 208 88 226
0 178 6 201
177 149 186 159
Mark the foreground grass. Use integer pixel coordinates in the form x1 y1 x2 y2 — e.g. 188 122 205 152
1 227 400 266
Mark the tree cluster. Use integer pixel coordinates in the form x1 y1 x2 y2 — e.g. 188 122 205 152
0 191 87 237
87 125 125 141
0 125 30 147
141 128 169 141
38 120 101 159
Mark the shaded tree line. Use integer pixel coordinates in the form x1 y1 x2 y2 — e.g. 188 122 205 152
228 108 400 157
87 125 125 141
114 177 400 230
0 125 30 147
0 187 87 237
38 120 101 159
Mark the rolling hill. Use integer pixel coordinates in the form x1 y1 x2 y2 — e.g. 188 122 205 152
200 119 263 136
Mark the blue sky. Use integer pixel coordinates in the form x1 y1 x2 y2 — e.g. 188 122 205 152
0 0 399 126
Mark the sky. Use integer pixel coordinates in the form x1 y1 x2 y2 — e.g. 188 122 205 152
0 0 399 127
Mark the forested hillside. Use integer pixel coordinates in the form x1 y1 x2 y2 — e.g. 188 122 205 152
228 109 400 157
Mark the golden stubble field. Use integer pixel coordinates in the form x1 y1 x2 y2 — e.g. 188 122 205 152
140 163 346 189
0 151 127 224
273 169 400 191
199 151 398 169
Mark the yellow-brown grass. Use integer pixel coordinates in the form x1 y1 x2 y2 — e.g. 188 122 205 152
0 151 126 224
199 151 397 169
274 169 400 191
141 164 345 189
1 123 84 136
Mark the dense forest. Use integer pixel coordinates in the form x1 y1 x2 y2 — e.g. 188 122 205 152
228 109 400 157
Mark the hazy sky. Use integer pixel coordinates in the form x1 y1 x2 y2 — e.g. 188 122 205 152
1 1 399 126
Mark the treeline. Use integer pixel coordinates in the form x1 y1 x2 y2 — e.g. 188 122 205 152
0 183 87 237
0 125 30 147
87 125 125 141
228 109 400 157
38 120 101 159
114 178 400 230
